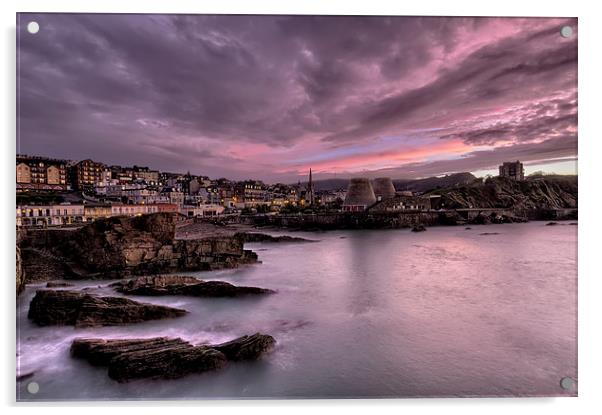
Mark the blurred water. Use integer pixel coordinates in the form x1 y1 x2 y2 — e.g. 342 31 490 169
16 221 577 400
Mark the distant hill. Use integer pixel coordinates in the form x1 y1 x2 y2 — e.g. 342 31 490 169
306 172 476 193
393 172 476 193
311 179 350 192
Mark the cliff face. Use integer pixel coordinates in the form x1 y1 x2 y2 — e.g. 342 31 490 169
16 246 24 296
19 213 257 281
429 176 577 210
16 229 26 296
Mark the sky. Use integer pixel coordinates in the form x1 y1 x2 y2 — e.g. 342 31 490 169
17 14 577 183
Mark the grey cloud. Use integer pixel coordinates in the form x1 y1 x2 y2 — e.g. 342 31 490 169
17 14 577 182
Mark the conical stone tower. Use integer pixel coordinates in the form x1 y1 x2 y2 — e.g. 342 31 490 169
343 178 377 212
372 177 396 200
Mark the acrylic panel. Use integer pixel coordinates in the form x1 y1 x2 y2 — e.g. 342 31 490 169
16 14 578 401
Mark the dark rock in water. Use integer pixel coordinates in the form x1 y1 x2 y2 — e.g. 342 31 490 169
111 275 275 297
71 333 275 382
465 227 472 230
479 232 500 236
436 212 462 226
546 221 559 226
212 333 277 361
411 224 426 232
471 213 492 225
176 281 275 297
111 275 202 293
46 282 75 288
236 232 316 243
108 344 227 382
16 371 35 382
71 337 191 366
28 290 186 328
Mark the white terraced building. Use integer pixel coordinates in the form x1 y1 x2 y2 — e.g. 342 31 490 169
16 204 86 227
16 203 163 227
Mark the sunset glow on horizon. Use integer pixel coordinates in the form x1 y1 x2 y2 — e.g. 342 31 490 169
17 15 577 183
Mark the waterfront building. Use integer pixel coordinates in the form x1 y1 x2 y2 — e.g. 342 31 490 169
160 188 185 207
179 204 225 217
198 187 221 205
70 159 106 190
237 180 268 207
342 178 377 212
159 172 182 187
16 204 85 227
83 205 113 220
155 203 179 213
98 169 114 186
110 204 160 217
124 188 168 205
499 160 525 181
179 172 196 195
369 195 430 212
16 154 68 192
318 190 345 205
127 165 160 185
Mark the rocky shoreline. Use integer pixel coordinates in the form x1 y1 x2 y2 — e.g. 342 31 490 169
17 213 292 383
246 209 575 231
17 213 261 283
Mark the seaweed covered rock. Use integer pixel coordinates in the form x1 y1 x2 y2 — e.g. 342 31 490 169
71 333 276 382
212 333 277 361
28 290 187 327
111 275 275 297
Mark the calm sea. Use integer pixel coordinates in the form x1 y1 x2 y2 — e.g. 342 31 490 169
17 221 577 400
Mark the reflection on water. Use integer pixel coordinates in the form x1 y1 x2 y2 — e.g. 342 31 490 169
17 222 577 400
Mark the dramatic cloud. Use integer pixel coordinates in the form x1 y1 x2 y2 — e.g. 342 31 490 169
17 14 577 181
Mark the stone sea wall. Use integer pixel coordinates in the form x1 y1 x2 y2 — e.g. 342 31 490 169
248 211 440 230
245 208 576 230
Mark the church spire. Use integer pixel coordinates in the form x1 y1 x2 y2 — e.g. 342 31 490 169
308 168 314 205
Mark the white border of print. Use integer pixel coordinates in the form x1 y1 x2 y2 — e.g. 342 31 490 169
1 1 601 415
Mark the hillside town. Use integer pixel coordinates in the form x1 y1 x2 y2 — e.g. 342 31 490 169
15 154 530 228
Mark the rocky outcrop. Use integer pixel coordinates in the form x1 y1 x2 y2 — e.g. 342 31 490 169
19 247 81 281
20 213 258 279
236 232 316 243
111 275 275 297
16 246 24 296
71 333 276 382
468 211 529 225
411 224 426 232
429 176 577 211
46 282 75 288
28 290 187 327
